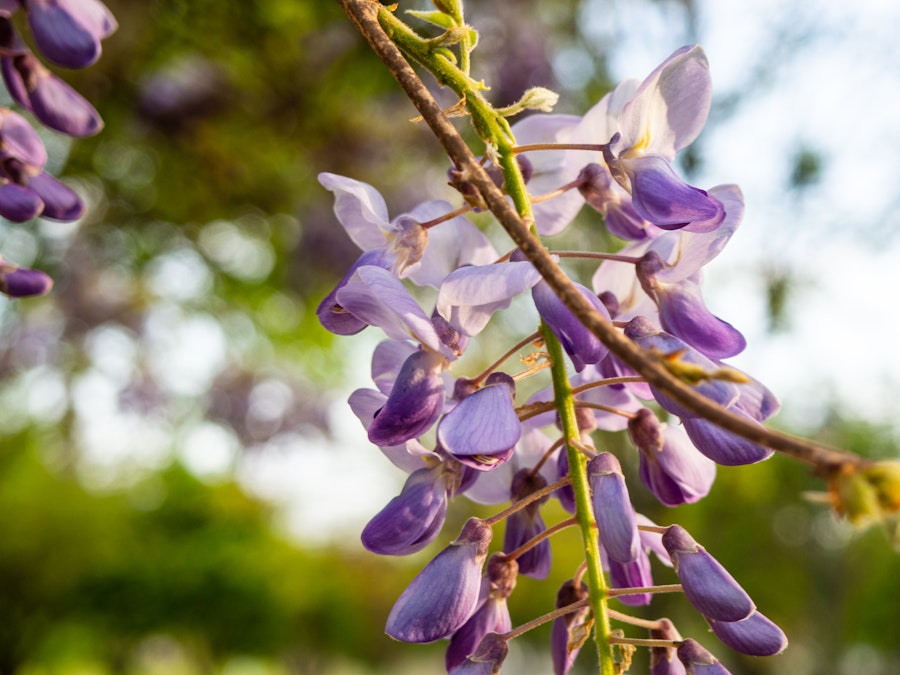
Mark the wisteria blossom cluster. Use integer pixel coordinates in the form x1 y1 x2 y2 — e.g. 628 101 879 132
0 0 116 297
317 9 794 672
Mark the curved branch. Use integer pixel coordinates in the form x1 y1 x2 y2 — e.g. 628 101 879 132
335 0 860 474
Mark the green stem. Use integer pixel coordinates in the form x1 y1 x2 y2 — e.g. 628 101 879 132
541 322 616 675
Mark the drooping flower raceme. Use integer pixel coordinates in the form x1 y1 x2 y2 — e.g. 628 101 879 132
319 28 788 674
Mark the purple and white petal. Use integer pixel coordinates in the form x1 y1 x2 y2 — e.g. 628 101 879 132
318 172 391 251
682 411 774 466
437 260 542 336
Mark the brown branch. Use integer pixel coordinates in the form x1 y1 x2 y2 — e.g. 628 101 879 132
334 0 861 475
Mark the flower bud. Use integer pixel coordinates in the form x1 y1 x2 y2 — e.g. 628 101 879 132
386 518 492 643
676 639 732 674
588 452 640 563
707 610 787 656
662 525 754 622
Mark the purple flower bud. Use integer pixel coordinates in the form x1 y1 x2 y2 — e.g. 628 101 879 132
676 639 732 674
386 518 492 643
503 469 551 578
368 349 446 446
448 633 509 675
588 452 640 563
2 53 103 137
607 549 654 606
682 411 773 466
0 179 44 221
707 610 787 656
650 618 686 675
550 579 590 675
437 372 520 471
662 525 754 622
533 279 610 372
22 171 84 220
446 554 516 670
26 0 118 69
0 107 48 167
0 261 52 297
361 466 448 556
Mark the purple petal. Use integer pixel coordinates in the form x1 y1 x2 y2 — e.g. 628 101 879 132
607 550 654 606
336 265 447 354
707 610 788 656
318 172 390 251
638 424 716 506
361 467 448 556
682 412 774 466
637 260 745 360
616 45 712 158
0 180 43 221
386 518 492 643
624 316 740 416
650 618 687 675
662 525 754 622
533 279 610 372
26 171 84 220
437 260 543 336
621 155 725 231
588 452 640 563
438 378 521 470
448 633 509 675
409 200 497 288
510 113 584 236
0 108 47 167
3 53 102 136
0 263 52 297
27 0 117 69
550 579 590 675
316 251 388 335
676 639 733 675
368 349 446 447
446 598 511 671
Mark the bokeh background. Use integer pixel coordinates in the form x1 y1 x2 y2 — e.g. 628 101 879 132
1 0 898 673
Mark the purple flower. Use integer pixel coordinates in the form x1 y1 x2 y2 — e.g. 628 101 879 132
0 259 52 297
361 465 450 556
707 610 787 656
503 468 551 578
588 452 640 563
629 409 716 506
2 52 103 136
550 579 590 675
24 0 118 70
386 518 492 643
533 278 610 372
446 554 516 670
662 525 754 622
437 258 543 336
636 252 745 360
367 348 447 447
676 639 732 674
437 372 520 471
682 411 773 466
